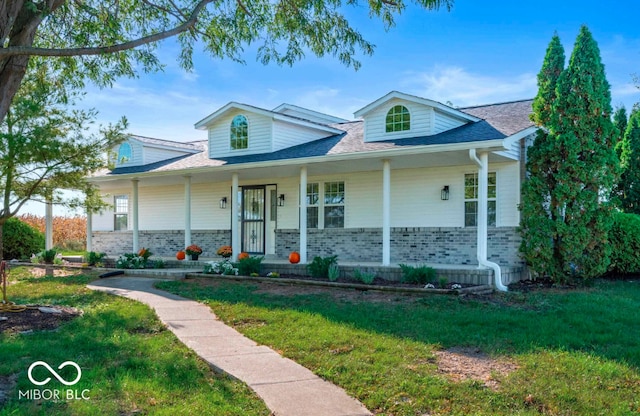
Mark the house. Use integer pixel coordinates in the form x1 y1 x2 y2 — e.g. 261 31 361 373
87 91 537 288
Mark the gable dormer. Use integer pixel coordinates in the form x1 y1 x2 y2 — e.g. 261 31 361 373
112 135 201 168
354 91 480 143
194 102 344 159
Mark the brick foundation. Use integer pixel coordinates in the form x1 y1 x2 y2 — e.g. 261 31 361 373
92 230 231 257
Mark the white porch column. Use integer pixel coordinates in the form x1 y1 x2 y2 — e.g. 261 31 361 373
299 166 308 264
86 209 92 253
231 173 240 261
45 198 53 250
382 159 391 266
132 179 139 252
476 152 489 262
184 175 192 250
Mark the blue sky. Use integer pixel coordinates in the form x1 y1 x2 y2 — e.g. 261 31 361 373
82 0 640 143
23 0 640 216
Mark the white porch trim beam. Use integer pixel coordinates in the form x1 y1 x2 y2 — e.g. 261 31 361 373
299 166 308 264
231 173 240 261
382 159 391 266
132 179 139 252
184 175 192 250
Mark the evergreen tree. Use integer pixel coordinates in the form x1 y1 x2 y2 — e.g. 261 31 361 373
548 25 618 279
519 34 565 278
619 108 640 213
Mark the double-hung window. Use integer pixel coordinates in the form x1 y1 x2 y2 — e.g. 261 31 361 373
114 195 129 231
464 173 496 227
306 181 345 228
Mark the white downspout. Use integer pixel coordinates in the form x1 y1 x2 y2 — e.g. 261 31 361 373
469 149 508 292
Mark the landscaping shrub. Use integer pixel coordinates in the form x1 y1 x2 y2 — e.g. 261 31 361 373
116 253 148 269
399 264 436 284
235 256 263 276
353 269 376 284
2 217 45 260
84 251 106 266
307 255 338 279
609 212 640 274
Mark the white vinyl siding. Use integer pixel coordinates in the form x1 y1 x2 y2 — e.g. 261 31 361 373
143 147 193 165
433 110 467 134
208 110 272 158
364 98 432 142
272 120 332 152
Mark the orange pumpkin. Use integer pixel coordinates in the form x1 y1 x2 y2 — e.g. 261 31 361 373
238 252 250 260
176 250 186 260
289 251 300 264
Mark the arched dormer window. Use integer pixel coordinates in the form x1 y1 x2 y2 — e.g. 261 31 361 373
230 115 248 150
385 105 410 133
117 142 132 163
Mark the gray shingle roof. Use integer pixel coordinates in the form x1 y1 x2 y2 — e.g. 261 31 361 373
101 99 534 176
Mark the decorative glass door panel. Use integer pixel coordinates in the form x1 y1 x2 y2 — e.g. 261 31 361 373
242 187 265 254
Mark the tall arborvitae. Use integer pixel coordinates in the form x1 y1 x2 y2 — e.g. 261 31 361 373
619 108 640 213
548 25 618 279
519 34 565 278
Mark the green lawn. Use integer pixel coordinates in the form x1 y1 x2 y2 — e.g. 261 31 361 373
157 278 640 415
1 268 269 415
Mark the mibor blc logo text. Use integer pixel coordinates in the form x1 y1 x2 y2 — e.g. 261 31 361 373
19 361 90 401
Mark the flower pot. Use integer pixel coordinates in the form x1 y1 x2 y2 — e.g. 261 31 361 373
190 254 199 261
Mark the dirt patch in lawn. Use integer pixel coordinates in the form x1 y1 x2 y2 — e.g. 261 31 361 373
193 277 429 303
434 347 519 390
0 306 82 335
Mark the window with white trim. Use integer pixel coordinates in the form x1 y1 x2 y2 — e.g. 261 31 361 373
464 172 496 227
385 105 410 133
230 115 248 150
114 195 129 231
306 181 345 229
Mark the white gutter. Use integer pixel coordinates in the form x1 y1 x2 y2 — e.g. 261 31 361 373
469 149 508 292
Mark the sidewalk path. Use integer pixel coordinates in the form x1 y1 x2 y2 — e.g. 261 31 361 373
88 277 371 416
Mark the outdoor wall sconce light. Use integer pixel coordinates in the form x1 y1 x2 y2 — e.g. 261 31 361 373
278 194 285 207
441 186 450 201
219 197 228 209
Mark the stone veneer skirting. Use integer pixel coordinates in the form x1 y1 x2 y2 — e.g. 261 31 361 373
275 227 523 266
93 226 522 266
92 230 231 257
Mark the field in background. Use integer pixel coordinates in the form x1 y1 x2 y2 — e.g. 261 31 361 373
19 214 87 252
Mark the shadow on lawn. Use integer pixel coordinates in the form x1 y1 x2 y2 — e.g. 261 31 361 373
156 278 640 368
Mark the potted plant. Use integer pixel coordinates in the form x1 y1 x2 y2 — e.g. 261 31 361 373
216 245 232 258
185 244 203 260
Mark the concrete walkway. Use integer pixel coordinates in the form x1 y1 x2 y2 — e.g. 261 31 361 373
88 277 371 416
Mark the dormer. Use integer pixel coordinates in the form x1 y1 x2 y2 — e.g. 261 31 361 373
112 135 201 168
354 91 480 143
194 102 344 159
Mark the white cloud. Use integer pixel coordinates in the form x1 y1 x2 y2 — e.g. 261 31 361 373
402 66 537 107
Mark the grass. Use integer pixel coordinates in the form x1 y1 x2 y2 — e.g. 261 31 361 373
1 267 269 415
157 278 640 415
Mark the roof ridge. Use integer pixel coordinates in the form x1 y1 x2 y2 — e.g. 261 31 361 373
459 98 534 110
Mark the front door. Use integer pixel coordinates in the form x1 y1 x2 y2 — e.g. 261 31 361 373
241 187 265 254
